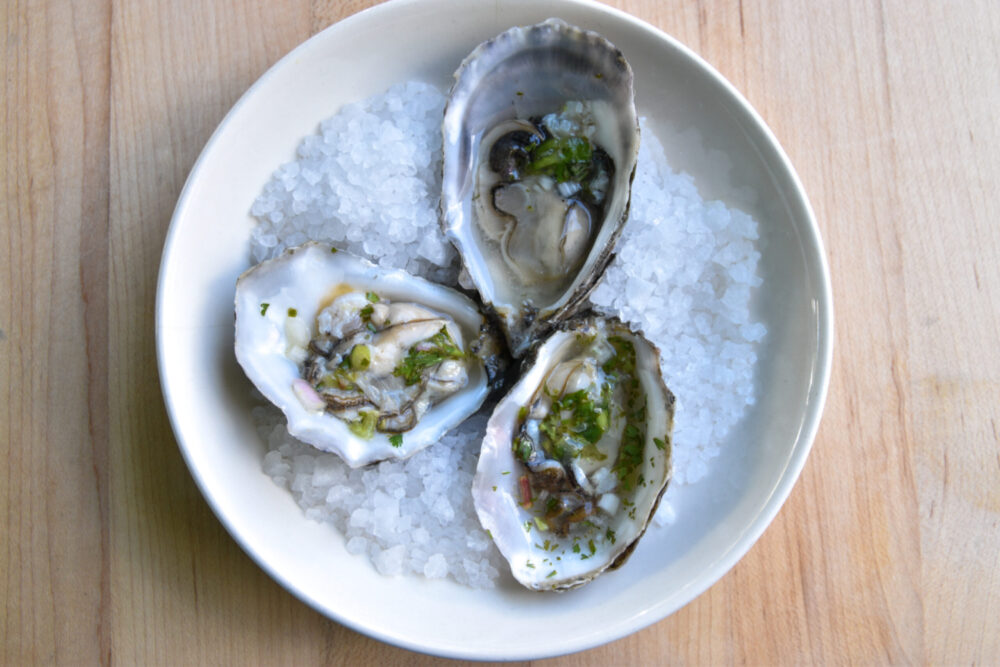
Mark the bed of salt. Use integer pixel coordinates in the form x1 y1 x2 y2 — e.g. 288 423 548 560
252 81 764 588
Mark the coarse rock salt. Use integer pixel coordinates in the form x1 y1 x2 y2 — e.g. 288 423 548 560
250 87 765 589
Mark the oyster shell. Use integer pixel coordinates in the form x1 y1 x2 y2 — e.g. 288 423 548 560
234 242 503 467
442 19 640 357
472 315 674 591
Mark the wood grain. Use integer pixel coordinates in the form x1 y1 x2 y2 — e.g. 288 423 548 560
2 0 999 664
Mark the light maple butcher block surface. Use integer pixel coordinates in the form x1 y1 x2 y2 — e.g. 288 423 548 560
3 0 999 664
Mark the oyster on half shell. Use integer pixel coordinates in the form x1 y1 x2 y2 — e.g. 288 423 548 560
442 19 640 357
234 242 503 467
472 315 674 591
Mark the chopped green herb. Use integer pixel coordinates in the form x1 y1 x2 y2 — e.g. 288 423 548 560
538 387 611 462
517 405 529 422
603 336 646 486
605 528 616 544
330 246 338 253
526 561 535 569
513 434 534 463
546 570 557 579
259 302 270 316
653 437 666 451
588 539 597 555
359 304 374 320
392 326 465 386
492 485 497 492
287 307 298 317
365 291 380 303
389 433 403 448
572 542 581 554
527 134 593 183
534 516 549 532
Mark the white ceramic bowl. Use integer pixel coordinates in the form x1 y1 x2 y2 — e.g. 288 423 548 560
157 0 832 659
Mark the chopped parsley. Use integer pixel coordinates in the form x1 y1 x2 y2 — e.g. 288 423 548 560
537 386 611 462
359 304 374 320
513 434 533 463
388 433 403 448
602 336 647 488
365 291 380 303
330 246 338 253
287 307 298 317
392 326 464 386
527 134 593 183
259 302 270 316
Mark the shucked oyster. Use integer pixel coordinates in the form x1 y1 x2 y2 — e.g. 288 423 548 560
234 242 503 467
442 19 640 357
472 315 674 591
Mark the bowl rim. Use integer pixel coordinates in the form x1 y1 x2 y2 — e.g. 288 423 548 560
156 0 833 659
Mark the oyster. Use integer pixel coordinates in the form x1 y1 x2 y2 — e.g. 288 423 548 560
472 315 674 591
234 242 503 467
441 19 640 357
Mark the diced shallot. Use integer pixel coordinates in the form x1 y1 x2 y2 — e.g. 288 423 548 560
519 475 532 507
292 378 326 412
597 493 620 516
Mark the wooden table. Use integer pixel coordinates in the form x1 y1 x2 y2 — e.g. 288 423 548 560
3 0 998 663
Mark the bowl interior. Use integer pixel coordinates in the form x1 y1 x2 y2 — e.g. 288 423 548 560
157 0 831 660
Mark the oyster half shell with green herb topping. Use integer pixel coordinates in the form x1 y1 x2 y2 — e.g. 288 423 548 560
234 242 504 467
472 315 674 591
441 19 640 357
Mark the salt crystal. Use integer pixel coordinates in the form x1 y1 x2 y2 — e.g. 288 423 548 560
374 544 406 576
423 553 449 579
252 92 765 591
